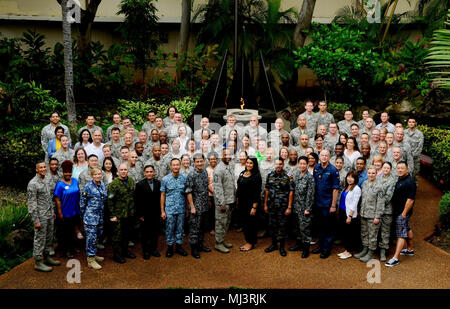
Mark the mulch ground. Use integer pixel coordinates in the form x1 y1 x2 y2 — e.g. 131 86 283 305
0 177 449 289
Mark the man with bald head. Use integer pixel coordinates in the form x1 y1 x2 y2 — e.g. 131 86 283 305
268 118 289 152
244 115 268 146
84 130 105 162
108 163 136 263
290 115 312 146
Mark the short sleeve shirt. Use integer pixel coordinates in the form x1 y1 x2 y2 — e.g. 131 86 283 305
160 173 187 215
392 174 416 217
54 178 80 218
313 163 340 208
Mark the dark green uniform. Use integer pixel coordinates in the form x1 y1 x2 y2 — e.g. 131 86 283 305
107 176 135 254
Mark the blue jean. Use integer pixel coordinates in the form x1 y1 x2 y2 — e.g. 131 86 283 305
166 213 185 246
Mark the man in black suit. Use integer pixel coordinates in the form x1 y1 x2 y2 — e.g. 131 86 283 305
135 165 162 260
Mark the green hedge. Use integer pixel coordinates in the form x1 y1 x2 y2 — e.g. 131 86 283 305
115 97 197 129
439 192 450 230
0 201 33 275
417 125 450 190
0 126 44 187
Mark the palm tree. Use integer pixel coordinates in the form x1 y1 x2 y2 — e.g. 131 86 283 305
60 0 77 139
426 9 450 94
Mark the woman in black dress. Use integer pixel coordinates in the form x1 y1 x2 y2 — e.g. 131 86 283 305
236 156 262 251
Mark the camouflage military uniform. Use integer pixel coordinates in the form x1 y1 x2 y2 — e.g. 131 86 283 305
292 171 315 244
244 125 268 144
265 170 295 242
105 140 122 159
141 121 156 136
106 124 124 142
213 161 236 244
267 129 288 152
337 120 357 136
99 156 120 170
52 148 75 169
78 125 105 142
330 155 353 174
290 127 313 146
186 168 209 245
316 112 335 130
391 140 415 174
378 174 397 250
41 123 71 163
27 174 54 261
404 128 424 181
107 176 135 254
360 180 385 251
161 173 187 246
127 163 144 184
324 134 339 156
79 169 104 192
80 180 107 257
300 112 319 137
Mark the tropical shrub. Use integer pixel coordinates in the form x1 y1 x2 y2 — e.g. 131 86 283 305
439 192 450 230
418 124 450 190
0 201 33 275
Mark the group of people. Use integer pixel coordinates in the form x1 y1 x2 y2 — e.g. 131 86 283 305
28 100 423 272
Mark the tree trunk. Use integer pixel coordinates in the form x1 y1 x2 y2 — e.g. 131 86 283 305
177 0 192 81
61 0 77 139
76 0 102 56
293 0 316 48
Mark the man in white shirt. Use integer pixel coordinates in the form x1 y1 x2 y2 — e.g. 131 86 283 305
84 130 105 162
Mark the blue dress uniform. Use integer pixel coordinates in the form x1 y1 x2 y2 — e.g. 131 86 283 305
313 163 340 255
80 180 107 257
265 170 295 243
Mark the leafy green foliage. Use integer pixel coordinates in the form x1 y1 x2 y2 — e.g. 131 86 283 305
417 124 450 190
294 23 381 105
0 201 33 275
117 0 161 80
116 97 197 129
0 80 66 131
439 192 450 230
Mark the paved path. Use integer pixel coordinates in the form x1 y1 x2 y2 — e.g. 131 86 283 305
0 177 449 289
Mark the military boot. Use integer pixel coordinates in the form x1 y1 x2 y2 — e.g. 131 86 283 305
288 240 302 252
360 250 375 263
34 259 53 272
166 245 174 258
44 255 61 266
264 238 278 253
279 240 287 257
94 256 104 262
175 244 188 256
215 242 230 253
199 242 211 252
354 247 368 259
223 241 233 249
113 250 126 264
380 249 387 262
191 244 200 259
302 243 310 259
87 256 102 270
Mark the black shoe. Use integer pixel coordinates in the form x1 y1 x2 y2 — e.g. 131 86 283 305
312 247 322 254
175 244 188 256
279 247 287 257
124 250 136 259
264 244 278 253
191 244 200 259
143 252 150 260
199 243 211 252
320 251 331 259
302 243 310 259
166 245 174 258
288 243 301 252
113 253 126 264
151 250 161 257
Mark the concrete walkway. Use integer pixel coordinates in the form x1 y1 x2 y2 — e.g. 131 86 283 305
0 177 448 289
